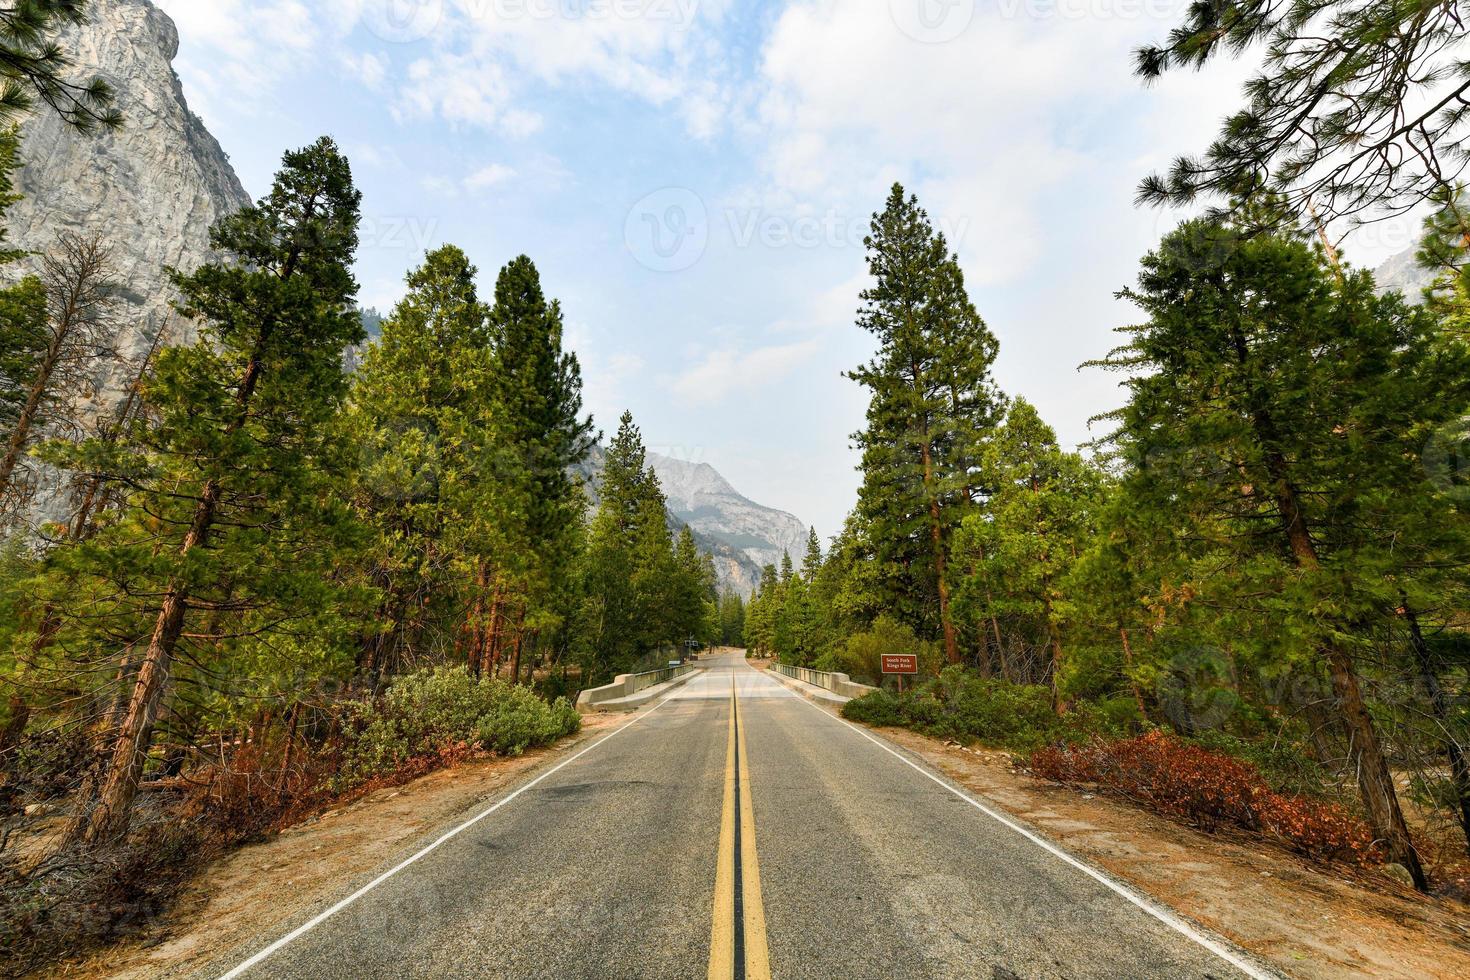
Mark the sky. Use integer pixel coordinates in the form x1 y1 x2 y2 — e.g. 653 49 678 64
149 0 1418 542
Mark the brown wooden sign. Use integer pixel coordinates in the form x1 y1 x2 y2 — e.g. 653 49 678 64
880 654 919 675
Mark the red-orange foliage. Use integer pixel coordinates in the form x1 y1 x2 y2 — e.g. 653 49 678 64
1031 731 1382 865
180 739 475 844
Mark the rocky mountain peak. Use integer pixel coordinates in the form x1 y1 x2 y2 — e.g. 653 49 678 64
7 0 251 369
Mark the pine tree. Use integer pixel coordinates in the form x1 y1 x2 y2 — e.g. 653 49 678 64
718 590 746 647
0 232 118 519
1092 216 1470 890
345 244 506 682
801 526 822 579
0 125 46 471
582 412 676 679
1135 0 1470 232
671 525 707 648
0 1 121 132
849 183 1003 663
485 255 595 679
744 563 779 657
74 137 363 843
954 399 1103 699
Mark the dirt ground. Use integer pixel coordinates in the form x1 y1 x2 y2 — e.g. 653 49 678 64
41 712 623 980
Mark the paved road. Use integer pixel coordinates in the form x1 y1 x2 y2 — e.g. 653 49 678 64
211 652 1269 979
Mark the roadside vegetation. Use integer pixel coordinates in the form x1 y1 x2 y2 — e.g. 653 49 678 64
2 0 1470 972
0 6 723 974
755 184 1470 894
745 16 1470 896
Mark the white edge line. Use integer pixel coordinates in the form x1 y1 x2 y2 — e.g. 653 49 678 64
216 694 676 980
788 691 1280 980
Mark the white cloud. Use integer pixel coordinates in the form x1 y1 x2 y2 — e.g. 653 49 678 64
385 0 735 138
419 175 458 195
464 163 517 191
672 339 821 404
341 50 388 89
154 0 324 117
744 0 1139 287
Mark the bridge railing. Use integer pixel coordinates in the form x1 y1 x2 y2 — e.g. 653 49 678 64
769 662 878 700
577 662 700 708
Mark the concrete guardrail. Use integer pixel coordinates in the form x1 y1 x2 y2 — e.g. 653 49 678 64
576 662 700 710
770 662 879 700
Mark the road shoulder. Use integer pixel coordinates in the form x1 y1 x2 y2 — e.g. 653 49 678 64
40 712 628 980
818 699 1470 980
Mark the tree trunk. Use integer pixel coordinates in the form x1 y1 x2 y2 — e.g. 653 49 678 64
1231 329 1429 889
510 611 525 686
278 702 301 798
521 630 539 686
464 564 487 676
0 319 67 504
1299 689 1343 767
1119 628 1148 720
60 647 136 847
1043 592 1065 712
1402 600 1470 855
919 436 958 664
1323 642 1427 886
1 233 117 512
0 694 29 764
81 299 271 842
480 584 503 677
82 564 195 843
1265 452 1427 888
69 315 170 539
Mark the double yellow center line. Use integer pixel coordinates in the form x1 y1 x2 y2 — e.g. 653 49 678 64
708 678 770 980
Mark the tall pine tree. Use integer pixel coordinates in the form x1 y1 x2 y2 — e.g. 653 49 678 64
849 184 1002 663
486 255 595 680
1093 217 1470 889
76 138 363 843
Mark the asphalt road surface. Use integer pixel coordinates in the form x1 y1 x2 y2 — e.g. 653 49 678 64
210 652 1271 980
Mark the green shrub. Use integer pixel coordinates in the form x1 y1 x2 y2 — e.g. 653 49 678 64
841 689 908 728
841 666 1329 804
336 667 581 789
832 616 940 685
842 666 1069 751
842 665 1156 752
476 688 580 756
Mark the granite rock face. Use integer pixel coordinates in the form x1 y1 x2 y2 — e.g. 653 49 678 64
1373 241 1435 301
8 0 251 378
647 453 810 575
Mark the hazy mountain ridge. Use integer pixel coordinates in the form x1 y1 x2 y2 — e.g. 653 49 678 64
646 454 809 573
574 445 787 597
1374 241 1435 300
